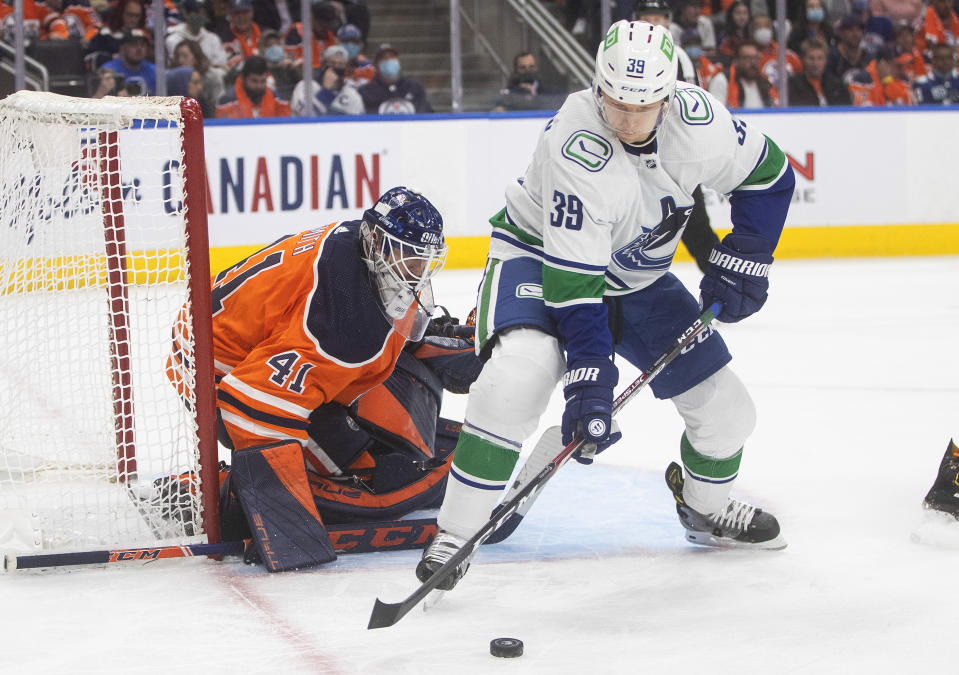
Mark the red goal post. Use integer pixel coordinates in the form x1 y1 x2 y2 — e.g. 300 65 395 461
0 92 219 564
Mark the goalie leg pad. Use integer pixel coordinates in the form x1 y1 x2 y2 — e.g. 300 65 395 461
671 366 756 514
307 446 454 524
231 441 336 572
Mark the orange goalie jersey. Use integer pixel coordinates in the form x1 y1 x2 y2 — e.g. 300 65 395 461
169 221 408 453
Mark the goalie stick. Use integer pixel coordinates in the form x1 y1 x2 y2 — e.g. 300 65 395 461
4 518 440 571
367 302 722 629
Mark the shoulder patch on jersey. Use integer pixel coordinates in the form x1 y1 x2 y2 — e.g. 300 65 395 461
675 88 714 124
562 130 613 172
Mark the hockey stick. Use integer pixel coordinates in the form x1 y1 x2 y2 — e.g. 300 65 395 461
4 518 441 571
367 302 722 629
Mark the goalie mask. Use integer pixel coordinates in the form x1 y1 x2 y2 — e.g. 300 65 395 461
361 187 448 341
593 20 678 144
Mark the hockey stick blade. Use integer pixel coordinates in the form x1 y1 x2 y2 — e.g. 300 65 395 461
367 304 721 627
368 461 559 629
486 302 722 545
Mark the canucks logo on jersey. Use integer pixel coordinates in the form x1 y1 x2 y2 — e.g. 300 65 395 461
612 196 692 271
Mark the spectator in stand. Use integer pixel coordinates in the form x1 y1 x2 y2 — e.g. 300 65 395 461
205 0 231 35
249 0 290 33
330 0 370 41
358 44 433 114
290 44 365 116
258 29 300 101
217 54 291 117
916 0 959 61
751 14 802 89
337 23 375 87
847 45 914 104
827 15 870 82
717 0 753 67
786 0 833 55
90 66 122 97
0 0 43 45
166 65 212 116
86 0 147 71
871 0 924 26
283 0 340 70
633 0 703 84
893 21 928 83
850 0 895 58
681 27 730 102
166 0 228 71
788 37 851 104
913 42 959 103
491 52 566 111
171 39 223 115
100 28 156 95
41 0 102 44
727 40 779 107
671 0 717 50
219 0 262 69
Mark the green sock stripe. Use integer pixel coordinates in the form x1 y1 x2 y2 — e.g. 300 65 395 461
680 433 743 480
476 258 500 350
451 431 520 482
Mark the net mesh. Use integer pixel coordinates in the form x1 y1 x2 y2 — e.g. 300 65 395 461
0 92 209 554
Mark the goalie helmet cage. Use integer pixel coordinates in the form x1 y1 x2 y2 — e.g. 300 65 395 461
0 91 219 563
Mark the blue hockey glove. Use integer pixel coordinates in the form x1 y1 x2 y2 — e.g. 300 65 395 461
561 357 621 464
699 233 774 323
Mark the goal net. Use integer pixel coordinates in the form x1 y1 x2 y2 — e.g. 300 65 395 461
0 92 219 562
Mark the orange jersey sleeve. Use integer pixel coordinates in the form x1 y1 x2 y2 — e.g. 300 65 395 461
181 222 407 451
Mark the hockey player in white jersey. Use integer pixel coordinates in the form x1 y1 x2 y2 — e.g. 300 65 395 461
417 20 795 590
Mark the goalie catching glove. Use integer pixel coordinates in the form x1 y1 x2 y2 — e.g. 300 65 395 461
699 233 774 323
562 357 622 465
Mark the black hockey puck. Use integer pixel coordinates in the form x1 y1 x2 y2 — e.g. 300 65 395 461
490 637 524 658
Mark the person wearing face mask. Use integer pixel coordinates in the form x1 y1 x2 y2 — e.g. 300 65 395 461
256 28 300 101
358 44 433 114
283 0 340 70
786 0 834 54
750 14 801 90
491 52 566 112
166 0 229 71
336 22 375 86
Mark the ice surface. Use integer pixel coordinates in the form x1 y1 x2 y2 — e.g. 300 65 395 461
3 257 958 674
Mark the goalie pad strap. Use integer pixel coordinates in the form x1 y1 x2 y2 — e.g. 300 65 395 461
231 441 336 572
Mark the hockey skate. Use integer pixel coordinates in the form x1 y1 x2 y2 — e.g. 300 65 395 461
415 529 471 591
922 439 959 520
665 461 786 550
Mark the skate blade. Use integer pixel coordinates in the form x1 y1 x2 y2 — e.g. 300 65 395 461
685 531 788 551
423 589 447 612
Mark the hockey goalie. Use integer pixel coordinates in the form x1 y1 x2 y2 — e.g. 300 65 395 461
165 186 481 571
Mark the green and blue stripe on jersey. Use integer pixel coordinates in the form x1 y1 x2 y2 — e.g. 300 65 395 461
729 135 795 252
487 208 613 363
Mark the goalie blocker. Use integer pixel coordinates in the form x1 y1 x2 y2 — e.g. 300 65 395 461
219 334 479 572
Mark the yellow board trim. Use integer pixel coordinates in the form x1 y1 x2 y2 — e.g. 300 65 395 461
207 223 959 275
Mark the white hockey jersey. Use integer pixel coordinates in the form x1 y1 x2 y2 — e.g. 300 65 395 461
489 83 792 308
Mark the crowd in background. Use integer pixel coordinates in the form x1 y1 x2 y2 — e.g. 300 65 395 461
0 0 432 117
1 0 957 117
559 0 959 106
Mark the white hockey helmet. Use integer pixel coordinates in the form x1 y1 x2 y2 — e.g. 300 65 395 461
593 20 678 141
